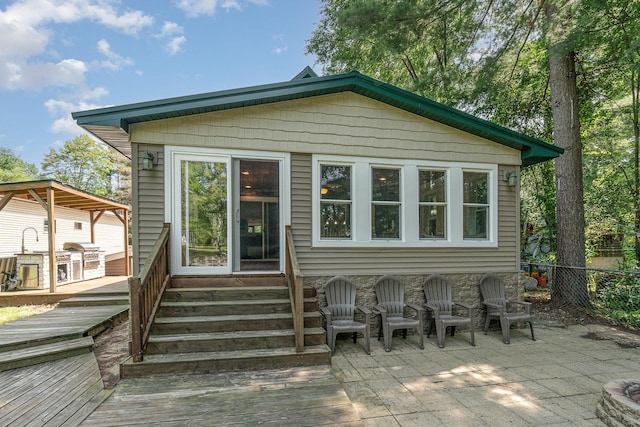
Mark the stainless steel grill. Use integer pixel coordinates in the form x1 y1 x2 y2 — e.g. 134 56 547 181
63 242 103 279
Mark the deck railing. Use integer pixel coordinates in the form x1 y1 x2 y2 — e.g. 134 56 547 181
285 226 304 352
129 223 171 362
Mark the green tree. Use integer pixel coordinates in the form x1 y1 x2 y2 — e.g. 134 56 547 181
41 135 117 197
579 0 640 263
0 147 39 183
308 0 592 306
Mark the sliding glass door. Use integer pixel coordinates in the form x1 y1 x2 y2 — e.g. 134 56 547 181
171 153 283 275
235 159 280 272
173 154 231 274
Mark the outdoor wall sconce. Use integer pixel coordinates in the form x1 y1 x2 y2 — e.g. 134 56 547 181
505 171 518 187
142 152 157 171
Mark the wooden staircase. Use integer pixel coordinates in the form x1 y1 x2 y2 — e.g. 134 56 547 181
120 275 331 378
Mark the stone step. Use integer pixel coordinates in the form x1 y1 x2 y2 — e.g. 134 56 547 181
151 312 323 335
0 336 95 372
157 298 318 317
146 327 326 354
121 345 332 378
162 286 290 302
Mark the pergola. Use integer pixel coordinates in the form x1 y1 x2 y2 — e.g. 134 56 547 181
0 180 130 292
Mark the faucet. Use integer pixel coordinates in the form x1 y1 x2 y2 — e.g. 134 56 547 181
21 227 39 254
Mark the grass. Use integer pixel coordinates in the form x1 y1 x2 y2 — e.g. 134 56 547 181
0 305 54 326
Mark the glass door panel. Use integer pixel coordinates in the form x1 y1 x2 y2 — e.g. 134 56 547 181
237 159 280 271
176 157 230 274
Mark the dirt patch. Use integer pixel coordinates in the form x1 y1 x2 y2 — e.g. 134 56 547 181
526 289 640 347
93 319 130 389
526 290 601 326
581 328 640 349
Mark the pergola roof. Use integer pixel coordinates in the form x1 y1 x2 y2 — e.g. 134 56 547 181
0 180 129 212
0 180 130 291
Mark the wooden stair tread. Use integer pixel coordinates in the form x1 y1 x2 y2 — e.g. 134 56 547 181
129 345 330 364
59 295 129 306
161 297 315 306
0 336 95 371
148 328 325 343
154 312 319 324
165 286 287 292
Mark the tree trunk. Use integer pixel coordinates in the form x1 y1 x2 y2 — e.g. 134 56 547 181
546 0 589 307
632 70 640 264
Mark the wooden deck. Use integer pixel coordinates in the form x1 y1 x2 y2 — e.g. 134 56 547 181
0 276 129 307
0 353 113 426
81 366 363 426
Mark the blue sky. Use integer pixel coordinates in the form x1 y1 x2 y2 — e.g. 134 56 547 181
0 0 322 166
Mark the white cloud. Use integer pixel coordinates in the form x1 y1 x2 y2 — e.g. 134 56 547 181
273 46 287 55
166 36 187 55
174 0 267 17
95 39 134 71
158 21 186 55
0 58 87 90
161 21 184 37
175 0 219 17
0 1 153 90
45 85 109 134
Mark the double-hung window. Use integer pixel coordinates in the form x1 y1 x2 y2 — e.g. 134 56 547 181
463 171 489 239
319 164 352 239
418 170 446 239
313 155 497 247
371 167 401 239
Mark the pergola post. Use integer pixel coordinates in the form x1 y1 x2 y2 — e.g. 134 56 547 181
47 187 56 293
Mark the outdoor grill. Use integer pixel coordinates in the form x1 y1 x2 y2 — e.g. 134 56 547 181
63 242 104 280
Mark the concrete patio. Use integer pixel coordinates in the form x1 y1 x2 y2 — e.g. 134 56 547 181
329 322 640 426
84 320 640 426
2 282 640 425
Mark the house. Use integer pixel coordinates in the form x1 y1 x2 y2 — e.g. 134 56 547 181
72 69 562 367
0 180 130 291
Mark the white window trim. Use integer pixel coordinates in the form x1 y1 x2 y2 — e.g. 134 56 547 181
163 146 291 275
312 155 498 248
370 165 403 240
417 168 448 240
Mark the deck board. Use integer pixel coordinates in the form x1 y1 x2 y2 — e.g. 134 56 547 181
0 353 108 426
82 365 363 426
0 305 128 351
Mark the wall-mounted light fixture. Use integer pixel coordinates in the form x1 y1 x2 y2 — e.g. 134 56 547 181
142 152 157 171
505 171 518 187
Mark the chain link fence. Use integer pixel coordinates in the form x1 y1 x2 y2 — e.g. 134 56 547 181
522 262 640 331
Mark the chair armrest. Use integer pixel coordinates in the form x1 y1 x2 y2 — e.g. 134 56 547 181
356 306 372 314
320 306 332 324
506 300 532 314
453 301 473 315
373 304 388 321
406 302 424 315
453 301 472 310
356 306 372 323
482 301 505 313
424 302 440 316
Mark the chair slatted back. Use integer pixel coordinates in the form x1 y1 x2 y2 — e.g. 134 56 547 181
479 274 507 308
424 274 453 313
325 276 356 321
374 275 405 318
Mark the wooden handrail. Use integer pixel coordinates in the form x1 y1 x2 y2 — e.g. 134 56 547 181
285 226 304 353
129 223 171 362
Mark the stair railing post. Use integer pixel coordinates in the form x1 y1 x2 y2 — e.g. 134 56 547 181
129 276 143 362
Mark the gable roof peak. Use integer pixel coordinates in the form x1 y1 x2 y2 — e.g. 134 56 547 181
292 66 319 80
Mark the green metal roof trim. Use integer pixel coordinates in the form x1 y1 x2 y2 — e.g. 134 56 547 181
72 71 563 166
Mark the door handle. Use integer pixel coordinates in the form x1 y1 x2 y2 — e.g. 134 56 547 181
235 208 240 223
